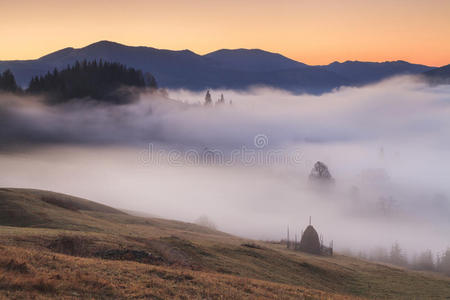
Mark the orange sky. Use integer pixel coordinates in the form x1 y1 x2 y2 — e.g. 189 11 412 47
1 0 449 66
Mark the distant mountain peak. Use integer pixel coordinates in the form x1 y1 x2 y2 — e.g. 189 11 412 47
38 41 129 61
85 40 125 47
210 48 271 54
81 40 129 51
204 48 306 72
206 48 295 59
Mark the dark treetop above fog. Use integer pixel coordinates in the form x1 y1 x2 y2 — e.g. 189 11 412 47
0 41 441 94
0 70 20 93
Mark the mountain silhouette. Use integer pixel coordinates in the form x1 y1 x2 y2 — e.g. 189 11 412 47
0 41 438 93
422 64 450 84
322 60 433 85
204 48 307 71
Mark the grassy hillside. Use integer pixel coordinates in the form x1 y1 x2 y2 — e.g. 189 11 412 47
0 245 358 300
1 188 449 299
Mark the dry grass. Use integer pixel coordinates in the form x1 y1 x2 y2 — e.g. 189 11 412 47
0 245 360 300
1 188 450 299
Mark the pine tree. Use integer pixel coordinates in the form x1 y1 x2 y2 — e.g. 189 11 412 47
437 248 450 275
144 72 158 88
0 69 20 92
204 90 212 105
390 242 407 267
217 93 225 104
413 250 434 271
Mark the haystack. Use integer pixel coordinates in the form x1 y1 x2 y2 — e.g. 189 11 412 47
299 225 321 254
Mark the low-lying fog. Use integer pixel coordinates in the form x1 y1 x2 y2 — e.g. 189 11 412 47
1 76 449 258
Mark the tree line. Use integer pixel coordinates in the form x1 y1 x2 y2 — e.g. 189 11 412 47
343 242 450 276
0 60 157 104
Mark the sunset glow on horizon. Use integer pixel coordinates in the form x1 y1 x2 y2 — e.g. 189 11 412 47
1 0 449 66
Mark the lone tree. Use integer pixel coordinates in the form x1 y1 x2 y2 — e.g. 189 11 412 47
204 90 212 105
0 69 20 92
309 161 335 184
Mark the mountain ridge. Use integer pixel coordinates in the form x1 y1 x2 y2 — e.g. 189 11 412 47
321 59 434 85
0 40 438 93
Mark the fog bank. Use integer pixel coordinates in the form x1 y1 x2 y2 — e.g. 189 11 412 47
1 76 449 256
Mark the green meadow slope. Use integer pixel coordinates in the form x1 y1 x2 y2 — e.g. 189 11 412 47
0 188 449 299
